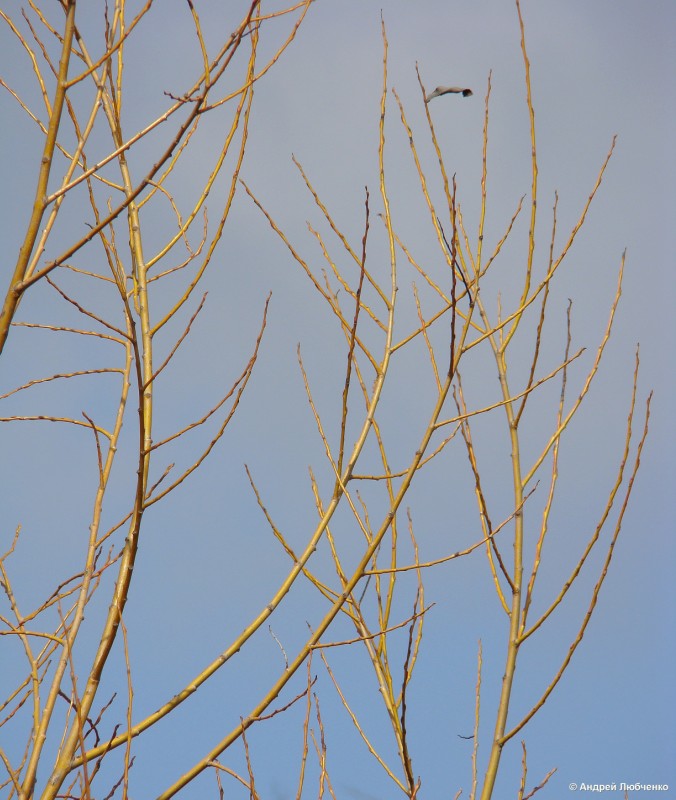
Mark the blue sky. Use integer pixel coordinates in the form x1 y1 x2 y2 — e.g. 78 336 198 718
1 1 674 798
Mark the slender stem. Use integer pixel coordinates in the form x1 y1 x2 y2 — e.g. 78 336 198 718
0 0 76 356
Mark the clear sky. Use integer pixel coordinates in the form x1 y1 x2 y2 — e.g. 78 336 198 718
1 1 674 798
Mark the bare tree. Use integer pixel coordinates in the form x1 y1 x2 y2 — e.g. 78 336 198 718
0 2 649 799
